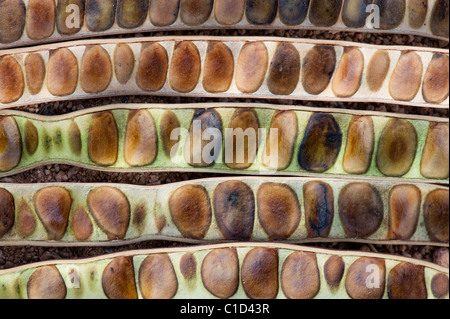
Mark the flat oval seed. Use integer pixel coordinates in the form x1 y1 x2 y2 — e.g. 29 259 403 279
298 113 342 173
279 0 310 25
366 50 390 92
201 248 239 298
332 47 364 98
27 266 66 299
114 44 135 84
257 183 301 240
376 119 418 177
169 41 201 93
430 0 449 38
124 110 158 167
346 258 386 299
303 181 334 238
180 253 197 280
149 0 180 26
215 0 245 25
268 43 301 95
139 254 178 299
422 54 449 104
88 112 118 166
71 208 93 241
34 187 72 240
117 0 148 28
0 0 25 43
47 48 79 97
136 43 169 92
213 181 255 240
375 0 406 29
102 257 138 299
86 0 116 32
309 0 342 27
388 262 427 299
169 184 212 239
0 188 14 238
408 0 428 29
389 52 423 101
202 42 234 93
80 45 113 94
388 184 421 240
324 255 345 288
160 110 181 157
17 201 36 238
0 56 24 104
68 121 82 155
342 0 371 28
343 116 375 174
421 123 449 179
87 187 131 240
0 116 22 172
180 0 213 25
246 0 278 25
424 189 449 243
235 42 269 93
24 53 46 95
24 120 38 155
339 183 384 238
56 0 85 35
302 46 336 95
241 247 278 299
431 273 449 299
26 0 55 40
262 111 298 170
224 109 260 169
281 252 320 299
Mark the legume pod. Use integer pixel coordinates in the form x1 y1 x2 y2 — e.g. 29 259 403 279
0 0 448 49
0 37 448 109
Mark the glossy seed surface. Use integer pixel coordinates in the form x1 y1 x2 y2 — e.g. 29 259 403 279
342 116 374 174
136 43 169 92
421 123 449 179
388 184 421 240
389 52 423 102
202 42 234 93
268 43 301 95
88 112 119 166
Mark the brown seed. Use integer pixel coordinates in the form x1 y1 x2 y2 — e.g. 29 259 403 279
24 120 38 155
388 185 421 240
302 46 336 95
24 53 46 95
114 44 135 85
71 208 93 241
408 0 428 29
281 252 320 299
17 201 36 238
87 187 131 240
139 254 178 299
160 110 181 157
180 253 197 280
342 0 371 28
85 0 116 32
389 52 423 102
346 257 386 299
324 255 345 288
202 42 234 93
26 0 55 40
268 43 301 95
136 43 168 92
332 47 364 98
375 0 406 30
431 273 449 299
241 247 278 299
169 41 201 93
149 0 180 26
0 0 25 43
132 205 147 234
102 257 138 299
309 0 343 27
423 189 449 243
124 110 158 167
245 0 278 25
257 183 301 240
279 0 310 25
80 45 113 94
303 181 334 238
201 248 239 298
224 109 260 169
235 42 269 93
215 0 245 25
0 116 22 172
421 122 449 179
155 215 166 233
376 119 418 177
213 181 255 240
88 112 118 166
388 262 427 299
0 56 24 104
68 121 82 155
339 183 384 238
262 111 298 170
34 187 72 240
343 116 375 174
47 48 79 97
366 50 390 92
298 113 342 173
0 188 14 238
169 184 212 240
117 0 148 29
422 54 449 104
180 0 213 25
430 0 449 38
27 266 66 299
56 0 85 35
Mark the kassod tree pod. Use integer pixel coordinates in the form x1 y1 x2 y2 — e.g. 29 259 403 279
0 243 448 299
0 176 448 246
0 37 448 109
0 0 448 49
0 103 448 183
